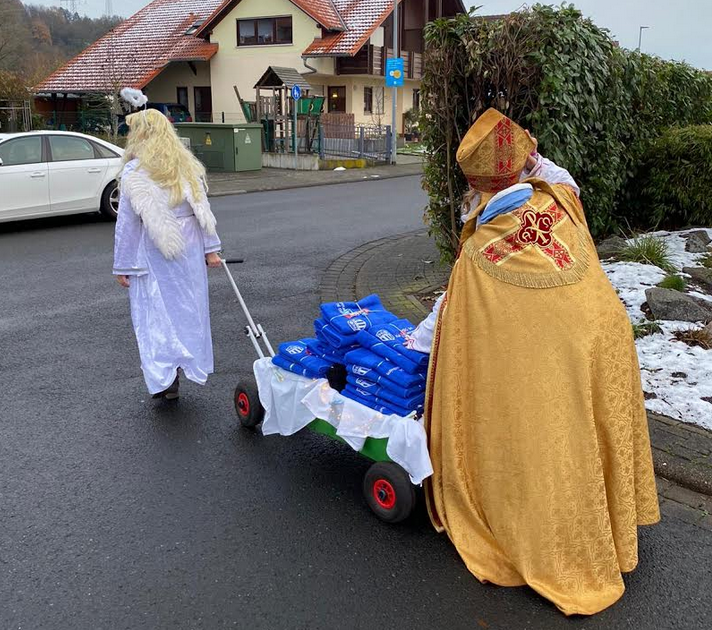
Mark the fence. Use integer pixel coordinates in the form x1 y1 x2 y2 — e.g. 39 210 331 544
0 101 32 133
265 117 392 163
34 110 114 134
320 124 392 162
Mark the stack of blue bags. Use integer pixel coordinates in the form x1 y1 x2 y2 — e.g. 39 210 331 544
272 295 429 417
272 339 335 379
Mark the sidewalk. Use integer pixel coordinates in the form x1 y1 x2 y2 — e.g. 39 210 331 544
206 157 423 197
320 230 712 510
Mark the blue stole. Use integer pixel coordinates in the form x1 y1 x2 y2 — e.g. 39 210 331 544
478 186 534 226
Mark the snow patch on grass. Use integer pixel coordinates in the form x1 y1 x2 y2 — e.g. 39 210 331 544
603 228 712 429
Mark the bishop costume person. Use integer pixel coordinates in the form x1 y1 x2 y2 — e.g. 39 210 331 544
424 109 660 616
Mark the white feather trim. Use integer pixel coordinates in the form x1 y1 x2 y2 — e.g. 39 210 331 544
120 87 148 109
185 180 217 236
121 168 217 260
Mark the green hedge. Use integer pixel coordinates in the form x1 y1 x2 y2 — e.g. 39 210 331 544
421 5 712 262
632 125 712 230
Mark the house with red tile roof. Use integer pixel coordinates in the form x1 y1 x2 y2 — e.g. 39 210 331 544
34 0 464 132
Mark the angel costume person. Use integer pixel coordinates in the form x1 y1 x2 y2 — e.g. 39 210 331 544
113 107 222 398
422 109 659 616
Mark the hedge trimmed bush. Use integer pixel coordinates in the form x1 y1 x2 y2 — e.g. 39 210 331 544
421 5 712 262
631 125 712 230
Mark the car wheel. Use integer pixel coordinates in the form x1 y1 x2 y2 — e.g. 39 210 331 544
100 181 119 221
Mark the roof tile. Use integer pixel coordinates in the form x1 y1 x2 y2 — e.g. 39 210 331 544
292 0 346 30
303 0 401 57
35 0 223 93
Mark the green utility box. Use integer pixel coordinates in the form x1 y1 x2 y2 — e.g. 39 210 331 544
174 123 262 172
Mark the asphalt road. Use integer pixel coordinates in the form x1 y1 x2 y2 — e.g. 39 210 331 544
1 177 711 630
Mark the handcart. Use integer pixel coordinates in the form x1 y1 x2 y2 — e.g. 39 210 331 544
222 259 419 523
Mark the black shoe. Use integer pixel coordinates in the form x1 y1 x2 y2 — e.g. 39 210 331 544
153 373 180 400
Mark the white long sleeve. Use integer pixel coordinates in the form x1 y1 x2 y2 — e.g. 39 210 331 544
523 155 580 196
407 293 446 354
113 164 147 276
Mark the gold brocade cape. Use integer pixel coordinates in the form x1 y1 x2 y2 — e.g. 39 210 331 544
424 180 660 616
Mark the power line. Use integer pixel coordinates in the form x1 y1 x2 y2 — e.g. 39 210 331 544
105 0 114 17
59 0 79 13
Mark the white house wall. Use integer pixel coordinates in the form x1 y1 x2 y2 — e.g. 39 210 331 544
144 61 212 118
208 0 330 120
144 0 421 132
309 76 418 131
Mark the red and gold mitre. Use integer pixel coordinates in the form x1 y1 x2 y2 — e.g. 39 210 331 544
456 108 536 193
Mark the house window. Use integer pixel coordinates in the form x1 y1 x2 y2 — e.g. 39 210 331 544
275 17 292 43
237 16 292 46
177 87 189 108
412 89 420 112
329 86 346 113
364 87 373 114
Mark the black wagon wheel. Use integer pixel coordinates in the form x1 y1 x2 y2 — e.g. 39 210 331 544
234 379 264 429
363 462 416 523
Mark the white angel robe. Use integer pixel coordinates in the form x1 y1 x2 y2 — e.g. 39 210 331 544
113 160 221 395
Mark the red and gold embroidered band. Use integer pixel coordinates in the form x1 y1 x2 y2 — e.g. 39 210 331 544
456 109 536 193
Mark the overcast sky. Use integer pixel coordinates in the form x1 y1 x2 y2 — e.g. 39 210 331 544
28 0 712 69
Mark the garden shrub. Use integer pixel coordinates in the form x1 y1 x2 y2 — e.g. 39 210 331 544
631 125 712 230
421 5 712 263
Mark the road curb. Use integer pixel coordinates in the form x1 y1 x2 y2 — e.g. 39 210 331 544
321 230 712 499
207 166 422 198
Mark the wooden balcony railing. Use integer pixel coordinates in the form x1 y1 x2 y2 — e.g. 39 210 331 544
335 47 423 80
407 52 423 80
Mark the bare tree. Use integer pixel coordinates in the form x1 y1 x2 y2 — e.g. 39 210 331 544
369 86 386 129
0 0 31 70
94 29 137 139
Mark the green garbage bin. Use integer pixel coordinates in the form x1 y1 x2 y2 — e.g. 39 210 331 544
174 123 262 172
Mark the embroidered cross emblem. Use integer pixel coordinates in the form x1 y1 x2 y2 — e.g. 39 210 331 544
481 202 575 270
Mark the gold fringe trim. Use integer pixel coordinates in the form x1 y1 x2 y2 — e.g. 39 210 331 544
463 226 592 289
423 293 447 534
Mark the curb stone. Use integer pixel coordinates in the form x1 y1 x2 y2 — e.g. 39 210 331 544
321 230 712 504
206 163 423 198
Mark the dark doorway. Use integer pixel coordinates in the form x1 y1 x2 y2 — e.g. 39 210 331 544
194 87 212 122
177 87 189 109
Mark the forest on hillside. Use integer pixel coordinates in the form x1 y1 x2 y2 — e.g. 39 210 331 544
0 0 123 99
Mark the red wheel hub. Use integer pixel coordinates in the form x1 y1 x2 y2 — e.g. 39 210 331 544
237 392 250 416
373 479 396 510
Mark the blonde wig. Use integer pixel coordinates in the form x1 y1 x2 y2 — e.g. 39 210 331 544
122 109 207 207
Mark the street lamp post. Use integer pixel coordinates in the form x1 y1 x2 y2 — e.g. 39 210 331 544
638 26 650 52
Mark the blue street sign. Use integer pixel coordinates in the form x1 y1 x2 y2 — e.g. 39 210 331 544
291 84 302 101
385 57 405 88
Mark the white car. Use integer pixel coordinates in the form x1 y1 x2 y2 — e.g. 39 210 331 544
0 130 123 223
